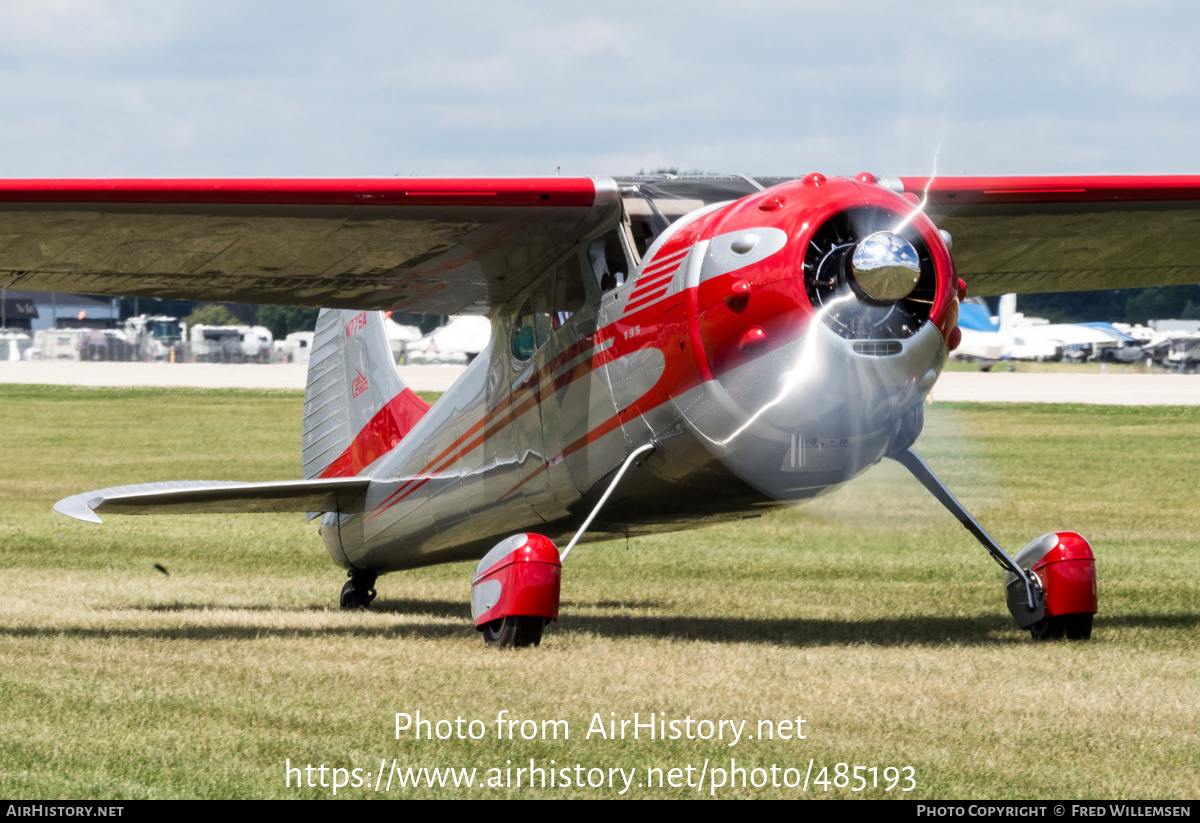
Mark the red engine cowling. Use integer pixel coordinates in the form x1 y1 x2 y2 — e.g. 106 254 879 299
659 175 958 501
471 533 561 628
683 176 959 381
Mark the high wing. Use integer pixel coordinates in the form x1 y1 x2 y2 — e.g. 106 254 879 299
0 178 617 315
54 478 371 524
4 174 1200 309
899 175 1200 297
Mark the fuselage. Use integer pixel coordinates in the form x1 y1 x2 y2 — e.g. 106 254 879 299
322 175 959 573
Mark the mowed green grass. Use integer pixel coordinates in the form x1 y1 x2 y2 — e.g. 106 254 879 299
0 385 1197 799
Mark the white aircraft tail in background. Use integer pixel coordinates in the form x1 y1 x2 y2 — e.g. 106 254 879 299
955 295 1130 367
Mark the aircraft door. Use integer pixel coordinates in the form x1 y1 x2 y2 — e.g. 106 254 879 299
453 333 524 541
557 234 627 496
508 284 564 522
535 255 591 516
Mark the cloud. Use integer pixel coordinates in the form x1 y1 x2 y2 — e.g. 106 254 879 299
0 0 185 59
0 1 1198 177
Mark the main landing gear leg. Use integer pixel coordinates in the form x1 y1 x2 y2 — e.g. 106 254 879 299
558 442 657 563
340 568 377 610
471 442 657 648
890 447 1097 640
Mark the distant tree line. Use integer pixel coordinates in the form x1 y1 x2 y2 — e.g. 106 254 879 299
1004 285 1200 325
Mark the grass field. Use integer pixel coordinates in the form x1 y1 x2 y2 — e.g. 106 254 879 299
0 385 1197 799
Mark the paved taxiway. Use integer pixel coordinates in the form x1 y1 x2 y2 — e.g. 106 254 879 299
928 372 1200 405
2 361 1200 404
0 361 465 393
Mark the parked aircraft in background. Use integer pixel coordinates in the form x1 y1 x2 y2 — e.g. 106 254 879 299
954 294 1135 368
405 315 490 364
5 173 1199 646
0 330 31 361
1144 330 1200 371
383 317 422 364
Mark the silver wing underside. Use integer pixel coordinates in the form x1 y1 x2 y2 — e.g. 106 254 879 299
900 176 1200 297
3 175 1200 313
0 178 617 316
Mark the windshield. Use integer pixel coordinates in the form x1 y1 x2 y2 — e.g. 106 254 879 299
153 321 181 340
616 176 782 258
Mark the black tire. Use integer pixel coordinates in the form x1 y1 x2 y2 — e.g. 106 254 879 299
339 579 377 610
1065 613 1093 640
1029 615 1065 640
1030 613 1093 641
481 615 545 648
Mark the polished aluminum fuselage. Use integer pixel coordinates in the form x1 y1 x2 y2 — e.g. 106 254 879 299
324 179 953 573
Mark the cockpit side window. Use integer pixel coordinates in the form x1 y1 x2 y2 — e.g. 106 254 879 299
551 256 587 330
511 278 555 362
588 230 630 294
510 298 537 362
531 279 552 349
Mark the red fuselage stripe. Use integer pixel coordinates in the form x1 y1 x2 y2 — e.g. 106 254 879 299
368 377 558 517
628 268 679 299
368 339 608 517
368 331 626 519
640 248 689 275
370 337 602 508
624 286 672 314
369 244 705 517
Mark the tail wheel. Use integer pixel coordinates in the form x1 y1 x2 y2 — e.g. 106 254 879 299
1030 613 1093 641
481 615 545 648
339 571 377 610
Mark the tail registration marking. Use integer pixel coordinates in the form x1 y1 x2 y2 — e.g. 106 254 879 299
345 312 368 338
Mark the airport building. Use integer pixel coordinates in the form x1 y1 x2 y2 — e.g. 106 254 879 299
0 289 120 331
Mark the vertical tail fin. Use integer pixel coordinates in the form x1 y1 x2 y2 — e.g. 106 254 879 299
998 293 1017 333
302 310 430 479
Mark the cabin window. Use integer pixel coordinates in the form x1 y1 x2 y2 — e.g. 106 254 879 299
551 256 587 329
531 280 553 349
510 299 537 362
588 230 630 294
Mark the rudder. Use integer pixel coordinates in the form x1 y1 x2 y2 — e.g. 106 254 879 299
302 309 430 479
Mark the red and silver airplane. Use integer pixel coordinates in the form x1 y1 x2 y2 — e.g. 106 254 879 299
6 172 1198 646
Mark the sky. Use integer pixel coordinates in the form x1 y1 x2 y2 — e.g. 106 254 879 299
0 1 1198 179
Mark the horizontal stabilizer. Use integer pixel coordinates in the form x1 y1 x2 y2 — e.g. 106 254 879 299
54 478 371 524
